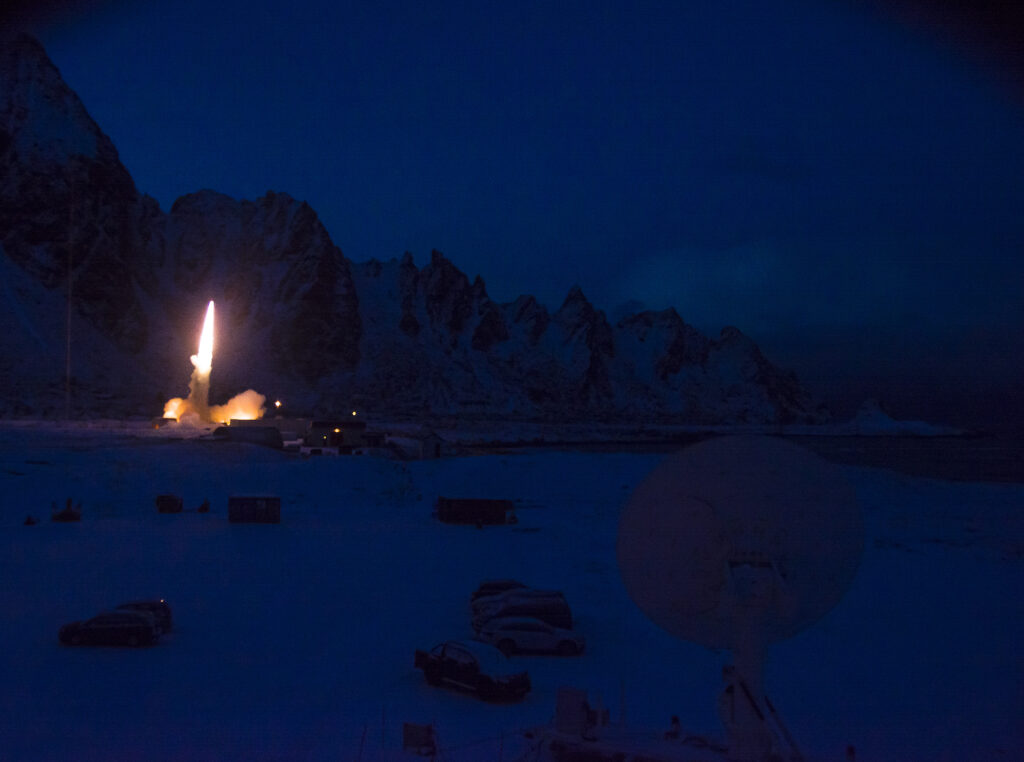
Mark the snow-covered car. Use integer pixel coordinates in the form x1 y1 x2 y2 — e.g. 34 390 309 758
58 611 159 647
116 599 173 634
475 616 585 656
470 587 567 616
414 640 530 701
469 579 527 604
471 590 572 632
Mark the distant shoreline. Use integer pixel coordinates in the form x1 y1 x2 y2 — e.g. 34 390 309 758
1 418 1022 483
457 431 1024 484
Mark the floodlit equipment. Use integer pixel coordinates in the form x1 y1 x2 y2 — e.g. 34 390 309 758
305 419 367 451
617 435 864 762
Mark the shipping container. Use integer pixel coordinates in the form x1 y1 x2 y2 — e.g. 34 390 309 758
228 496 281 524
435 497 514 525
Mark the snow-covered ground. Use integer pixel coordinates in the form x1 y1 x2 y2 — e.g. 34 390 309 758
401 416 967 447
0 423 1021 761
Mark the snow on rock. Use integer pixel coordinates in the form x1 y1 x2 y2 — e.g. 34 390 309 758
165 189 362 392
838 398 964 436
0 34 827 425
0 33 99 163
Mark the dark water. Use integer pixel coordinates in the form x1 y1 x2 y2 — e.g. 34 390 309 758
791 434 1024 483
469 433 1024 483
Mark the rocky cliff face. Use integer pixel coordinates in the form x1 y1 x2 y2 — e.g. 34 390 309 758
348 255 827 422
0 34 828 424
163 190 361 394
0 33 153 356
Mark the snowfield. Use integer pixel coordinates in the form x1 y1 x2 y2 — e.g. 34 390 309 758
0 424 1021 761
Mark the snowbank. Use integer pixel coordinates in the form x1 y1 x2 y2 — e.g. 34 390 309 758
0 425 1019 760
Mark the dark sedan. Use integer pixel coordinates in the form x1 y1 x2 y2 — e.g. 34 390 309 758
469 579 527 604
414 640 530 701
59 611 158 647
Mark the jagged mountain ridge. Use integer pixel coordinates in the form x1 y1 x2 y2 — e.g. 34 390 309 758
0 33 828 423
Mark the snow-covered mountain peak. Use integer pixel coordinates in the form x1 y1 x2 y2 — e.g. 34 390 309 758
558 284 590 310
0 33 104 164
0 34 830 424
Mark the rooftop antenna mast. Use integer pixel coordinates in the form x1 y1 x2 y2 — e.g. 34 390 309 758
65 175 74 421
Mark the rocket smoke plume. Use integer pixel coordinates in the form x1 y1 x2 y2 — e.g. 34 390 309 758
164 301 265 424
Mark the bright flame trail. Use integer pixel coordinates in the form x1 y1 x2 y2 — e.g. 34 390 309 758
164 300 215 422
193 300 214 375
187 300 215 420
164 300 266 425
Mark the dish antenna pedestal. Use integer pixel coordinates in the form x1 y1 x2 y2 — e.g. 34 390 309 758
617 436 864 761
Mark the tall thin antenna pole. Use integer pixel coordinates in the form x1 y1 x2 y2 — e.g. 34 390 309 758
65 180 73 421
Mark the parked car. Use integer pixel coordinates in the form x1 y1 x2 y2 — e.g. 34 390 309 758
470 579 527 604
476 616 585 656
470 587 566 617
414 640 530 701
116 599 173 634
59 611 159 647
471 590 573 632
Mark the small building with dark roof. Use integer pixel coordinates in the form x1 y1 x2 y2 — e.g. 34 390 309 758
305 419 368 452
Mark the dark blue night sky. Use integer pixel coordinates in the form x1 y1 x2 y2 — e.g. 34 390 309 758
16 0 1024 426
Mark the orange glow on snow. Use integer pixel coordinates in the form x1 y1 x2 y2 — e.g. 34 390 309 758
162 300 267 425
210 390 267 424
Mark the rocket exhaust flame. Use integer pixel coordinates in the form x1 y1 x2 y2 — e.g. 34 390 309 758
192 300 215 374
163 300 265 424
211 390 265 423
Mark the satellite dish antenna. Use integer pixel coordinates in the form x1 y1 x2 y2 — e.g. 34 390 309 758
617 435 863 761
